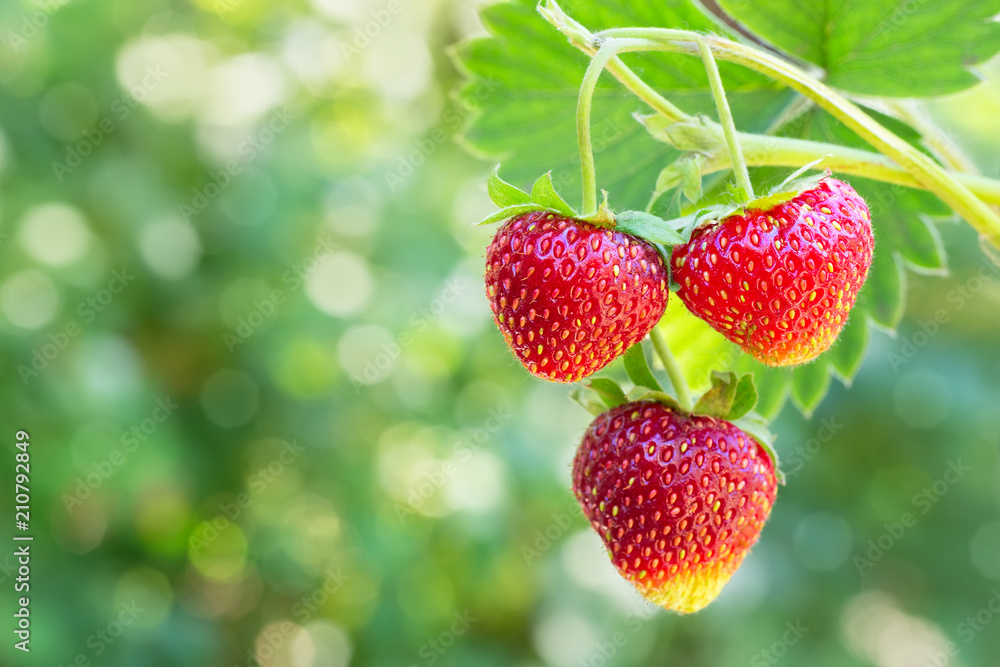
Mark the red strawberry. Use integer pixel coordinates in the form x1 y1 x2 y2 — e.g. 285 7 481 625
671 178 873 366
572 400 777 613
485 211 668 382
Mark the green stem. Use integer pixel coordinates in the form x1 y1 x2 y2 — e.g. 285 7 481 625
696 37 754 201
882 99 981 175
539 1 687 123
541 3 1000 211
649 326 693 413
576 40 635 216
594 28 1000 249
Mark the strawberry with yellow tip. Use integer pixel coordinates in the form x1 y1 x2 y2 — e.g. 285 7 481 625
572 400 777 613
671 177 873 366
485 211 669 382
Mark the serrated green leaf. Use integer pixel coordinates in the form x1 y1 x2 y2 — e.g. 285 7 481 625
614 210 685 245
530 171 576 217
790 361 833 417
587 378 628 410
728 374 758 421
863 250 906 330
717 0 1000 96
623 343 662 392
455 0 794 211
828 311 871 382
475 203 543 226
885 213 947 275
487 165 531 207
693 371 738 418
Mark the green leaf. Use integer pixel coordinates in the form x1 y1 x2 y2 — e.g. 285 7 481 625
455 0 795 211
862 250 906 330
640 114 725 153
632 390 683 413
790 360 833 417
570 387 608 417
623 343 663 392
614 210 686 245
487 165 531 207
693 371 739 418
586 378 628 410
827 311 871 383
728 374 758 420
883 212 948 275
717 0 1000 96
530 171 576 217
475 203 543 226
654 154 705 203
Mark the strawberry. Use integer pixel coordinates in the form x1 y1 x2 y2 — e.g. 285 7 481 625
671 177 873 366
485 211 669 382
572 400 777 613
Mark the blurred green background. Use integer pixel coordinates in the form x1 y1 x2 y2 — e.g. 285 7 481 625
0 0 999 666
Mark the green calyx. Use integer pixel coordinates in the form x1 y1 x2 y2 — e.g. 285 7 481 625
571 342 784 483
477 166 686 245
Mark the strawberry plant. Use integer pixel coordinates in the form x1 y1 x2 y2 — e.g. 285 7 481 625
455 0 1000 612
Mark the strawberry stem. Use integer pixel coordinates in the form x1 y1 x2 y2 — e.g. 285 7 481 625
588 28 1000 251
539 1 688 123
576 40 618 217
540 3 1000 251
575 38 650 217
696 37 754 202
649 326 693 413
